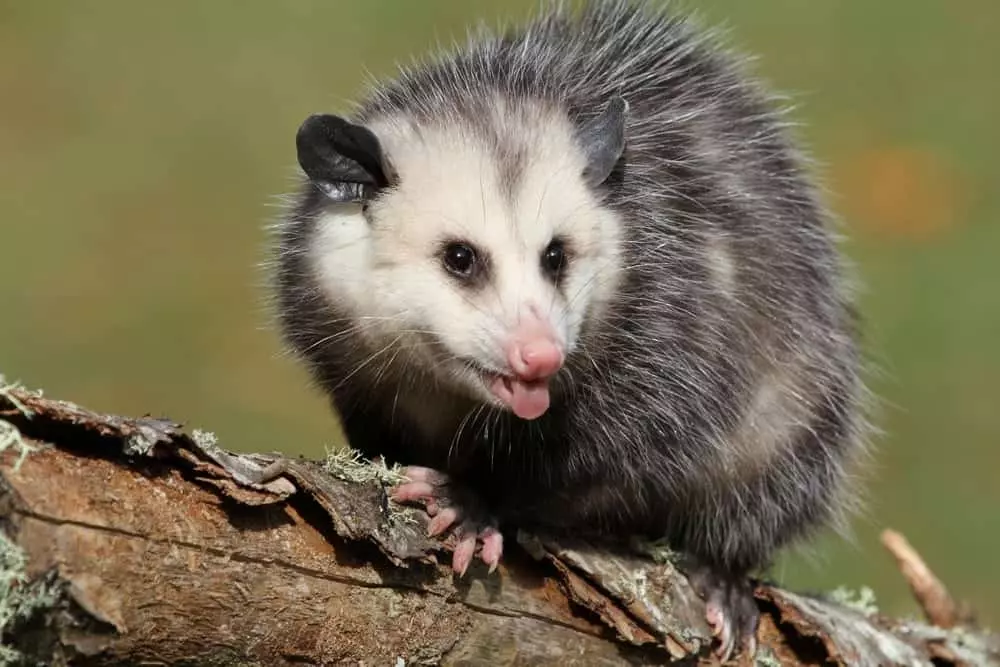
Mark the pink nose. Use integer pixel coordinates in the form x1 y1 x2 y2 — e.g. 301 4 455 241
509 338 564 381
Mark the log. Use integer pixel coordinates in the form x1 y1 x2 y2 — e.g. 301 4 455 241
0 379 996 666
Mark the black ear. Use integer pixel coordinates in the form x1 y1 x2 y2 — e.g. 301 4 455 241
296 114 392 203
579 95 628 187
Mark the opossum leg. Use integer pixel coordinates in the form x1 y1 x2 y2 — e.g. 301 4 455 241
687 565 759 662
391 466 503 576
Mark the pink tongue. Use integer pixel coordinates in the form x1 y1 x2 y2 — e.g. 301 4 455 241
491 376 551 420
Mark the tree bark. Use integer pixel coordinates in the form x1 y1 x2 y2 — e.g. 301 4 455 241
0 383 996 666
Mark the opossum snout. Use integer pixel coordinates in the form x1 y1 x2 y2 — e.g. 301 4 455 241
508 338 564 381
483 307 566 421
505 308 564 381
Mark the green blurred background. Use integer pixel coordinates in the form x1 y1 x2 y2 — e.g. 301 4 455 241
2 0 997 623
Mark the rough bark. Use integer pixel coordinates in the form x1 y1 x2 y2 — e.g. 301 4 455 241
0 382 996 666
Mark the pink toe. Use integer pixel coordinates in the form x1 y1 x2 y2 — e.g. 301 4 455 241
427 508 459 536
391 481 435 502
706 605 734 660
705 603 723 632
480 528 504 573
402 466 445 484
452 534 477 577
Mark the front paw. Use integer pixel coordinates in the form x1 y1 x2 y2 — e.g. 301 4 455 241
687 564 760 662
391 466 503 576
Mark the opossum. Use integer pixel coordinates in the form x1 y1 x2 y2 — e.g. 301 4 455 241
271 0 868 659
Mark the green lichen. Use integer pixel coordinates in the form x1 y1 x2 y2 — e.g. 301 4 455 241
0 377 38 473
122 432 153 456
754 646 782 667
827 584 879 617
0 377 35 420
388 505 420 529
0 423 35 475
630 536 678 565
324 447 420 528
191 428 220 451
324 446 408 486
0 531 60 665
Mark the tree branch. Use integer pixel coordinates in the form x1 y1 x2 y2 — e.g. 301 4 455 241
0 382 996 666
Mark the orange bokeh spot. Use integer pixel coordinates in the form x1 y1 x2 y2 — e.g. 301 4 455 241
832 146 963 241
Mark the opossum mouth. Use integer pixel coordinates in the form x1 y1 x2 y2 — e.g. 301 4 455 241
460 359 553 420
488 375 551 421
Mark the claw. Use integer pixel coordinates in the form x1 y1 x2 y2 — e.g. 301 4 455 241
706 598 734 660
689 564 760 662
481 527 504 574
715 610 735 661
452 528 478 576
390 466 505 576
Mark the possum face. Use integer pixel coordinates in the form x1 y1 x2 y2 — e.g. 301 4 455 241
295 99 626 420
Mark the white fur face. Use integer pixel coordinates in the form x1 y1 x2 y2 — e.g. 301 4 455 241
309 106 624 406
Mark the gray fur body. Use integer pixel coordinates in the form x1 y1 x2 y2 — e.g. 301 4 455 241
274 0 866 587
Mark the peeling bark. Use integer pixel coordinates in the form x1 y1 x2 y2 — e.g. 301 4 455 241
0 385 996 666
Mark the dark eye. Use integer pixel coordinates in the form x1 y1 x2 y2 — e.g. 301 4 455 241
541 238 568 281
442 242 477 278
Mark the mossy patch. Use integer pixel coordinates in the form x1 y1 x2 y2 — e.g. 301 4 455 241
630 536 679 565
323 446 408 486
0 376 38 472
0 532 59 665
826 585 878 617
